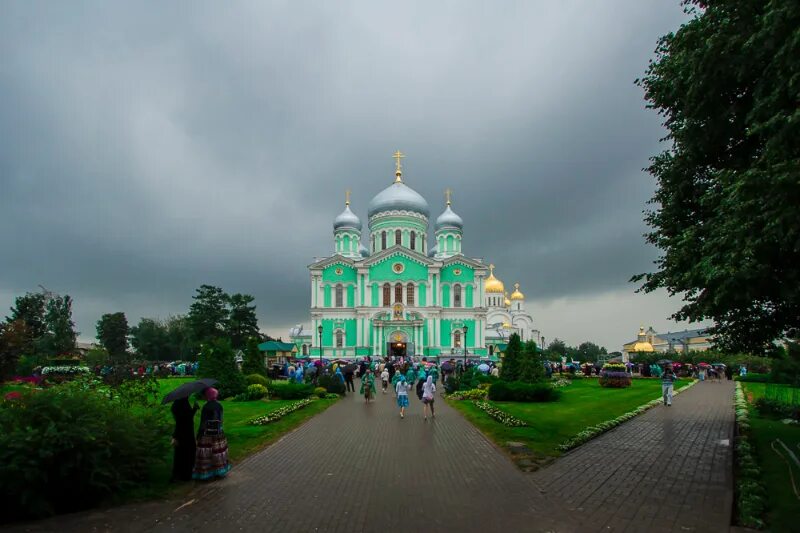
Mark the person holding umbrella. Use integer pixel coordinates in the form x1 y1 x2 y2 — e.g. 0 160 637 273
662 364 677 406
170 397 198 482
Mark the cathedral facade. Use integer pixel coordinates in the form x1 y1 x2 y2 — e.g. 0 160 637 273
290 153 537 360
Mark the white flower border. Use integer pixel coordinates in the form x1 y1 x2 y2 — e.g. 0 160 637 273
41 366 91 375
249 399 313 426
473 400 528 427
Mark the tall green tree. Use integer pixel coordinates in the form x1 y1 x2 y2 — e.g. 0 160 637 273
197 338 246 399
39 294 77 357
500 333 523 381
0 320 31 379
633 0 800 352
165 315 195 361
241 337 267 377
187 285 228 347
6 292 47 341
226 293 259 350
96 312 129 363
130 318 170 361
518 340 546 383
576 341 607 362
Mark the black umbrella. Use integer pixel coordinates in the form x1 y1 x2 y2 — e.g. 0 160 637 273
161 378 218 404
441 362 454 372
656 359 673 365
344 363 357 373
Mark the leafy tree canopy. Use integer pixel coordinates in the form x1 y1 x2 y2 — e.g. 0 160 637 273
227 293 259 351
633 0 800 352
96 312 129 362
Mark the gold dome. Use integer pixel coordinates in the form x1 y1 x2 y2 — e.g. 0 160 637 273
510 282 524 300
502 322 511 328
632 326 654 352
504 292 511 307
485 264 505 293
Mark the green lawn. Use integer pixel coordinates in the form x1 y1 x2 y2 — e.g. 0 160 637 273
449 378 683 461
741 382 800 531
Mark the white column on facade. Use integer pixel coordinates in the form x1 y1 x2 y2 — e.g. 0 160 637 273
312 276 317 308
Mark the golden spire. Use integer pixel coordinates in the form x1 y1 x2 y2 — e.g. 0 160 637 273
345 189 351 206
445 188 452 206
489 263 495 274
393 150 405 183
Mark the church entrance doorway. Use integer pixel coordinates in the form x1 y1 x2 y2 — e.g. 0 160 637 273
389 341 407 359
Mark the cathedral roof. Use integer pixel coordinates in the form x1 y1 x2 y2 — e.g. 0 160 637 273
485 264 505 293
368 181 429 219
333 204 362 231
510 283 525 300
435 205 463 231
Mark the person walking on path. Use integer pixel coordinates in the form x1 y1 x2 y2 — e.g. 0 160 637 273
360 368 376 403
193 387 231 481
422 375 436 420
396 375 411 418
170 397 198 482
662 365 677 406
380 367 389 393
405 365 416 387
344 365 356 392
415 374 425 402
391 368 402 396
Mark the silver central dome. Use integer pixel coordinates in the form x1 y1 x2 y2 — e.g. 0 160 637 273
367 182 430 219
333 205 362 231
435 205 463 231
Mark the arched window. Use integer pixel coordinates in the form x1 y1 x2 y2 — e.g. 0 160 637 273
395 283 403 303
454 330 461 348
410 232 416 250
489 345 494 356
335 284 343 307
372 234 375 252
453 284 462 307
395 229 402 246
335 330 343 348
302 344 308 356
383 283 391 306
406 283 415 306
381 231 387 250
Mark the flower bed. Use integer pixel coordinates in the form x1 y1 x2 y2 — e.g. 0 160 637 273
446 388 488 400
734 382 765 529
473 400 528 427
552 378 571 388
249 399 313 426
558 380 697 451
41 365 90 376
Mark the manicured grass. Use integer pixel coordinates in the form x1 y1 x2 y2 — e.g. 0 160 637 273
741 382 800 531
449 378 684 459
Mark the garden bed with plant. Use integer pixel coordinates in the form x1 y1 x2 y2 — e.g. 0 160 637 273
738 381 800 531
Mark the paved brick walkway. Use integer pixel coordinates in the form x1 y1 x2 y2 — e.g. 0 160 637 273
10 379 734 533
533 380 735 532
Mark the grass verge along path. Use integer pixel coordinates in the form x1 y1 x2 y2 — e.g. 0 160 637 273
448 378 688 468
741 382 800 531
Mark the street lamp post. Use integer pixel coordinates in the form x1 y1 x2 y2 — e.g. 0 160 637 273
317 325 323 365
463 325 469 370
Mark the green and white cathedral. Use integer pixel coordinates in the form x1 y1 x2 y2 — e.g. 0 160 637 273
289 153 538 360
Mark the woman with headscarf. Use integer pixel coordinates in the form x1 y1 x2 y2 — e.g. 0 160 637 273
294 364 304 384
360 368 376 403
422 375 436 420
405 365 416 388
395 374 411 418
335 366 345 385
193 388 231 481
391 367 402 396
170 397 198 481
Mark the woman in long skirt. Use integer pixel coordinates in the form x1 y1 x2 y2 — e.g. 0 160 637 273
193 387 231 481
360 369 377 403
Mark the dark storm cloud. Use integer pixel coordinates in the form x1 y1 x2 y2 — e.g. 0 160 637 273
0 1 692 348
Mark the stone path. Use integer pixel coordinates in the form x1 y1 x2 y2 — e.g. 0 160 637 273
10 379 735 533
533 380 735 532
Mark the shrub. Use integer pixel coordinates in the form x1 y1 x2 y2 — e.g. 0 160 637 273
270 382 314 400
735 373 770 383
599 371 632 388
754 397 798 419
197 339 246 399
0 385 169 521
314 387 327 397
447 388 488 400
488 381 561 402
246 374 270 387
234 383 267 401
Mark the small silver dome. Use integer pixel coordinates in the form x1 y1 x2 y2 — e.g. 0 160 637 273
368 182 429 219
427 244 438 258
359 244 369 257
333 205 362 231
435 205 463 231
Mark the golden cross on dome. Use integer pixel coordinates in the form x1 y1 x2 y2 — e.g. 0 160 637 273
489 264 495 274
345 189 351 206
392 150 405 182
445 188 452 206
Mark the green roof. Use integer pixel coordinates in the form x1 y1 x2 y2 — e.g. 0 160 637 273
258 341 296 352
497 343 508 352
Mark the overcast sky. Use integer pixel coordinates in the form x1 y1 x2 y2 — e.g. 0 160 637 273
0 1 709 351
